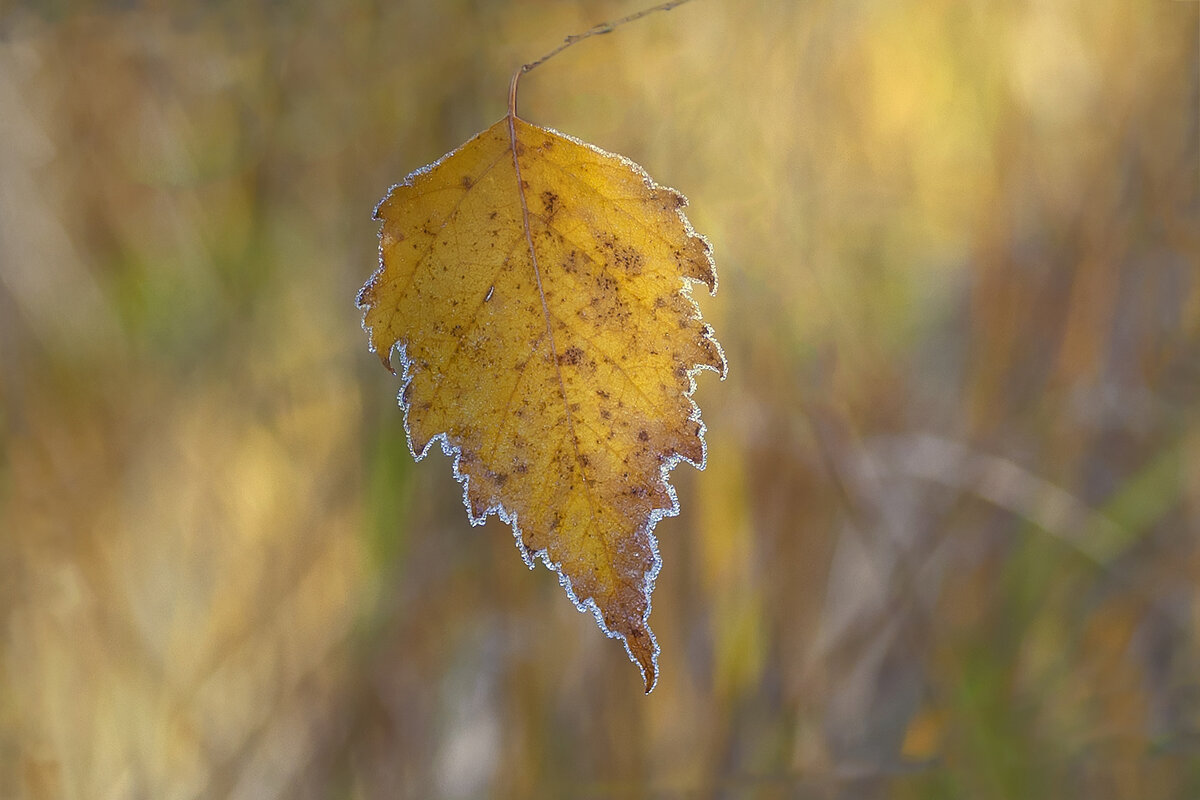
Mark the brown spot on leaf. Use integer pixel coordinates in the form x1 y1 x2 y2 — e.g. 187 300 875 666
612 241 644 274
558 346 584 366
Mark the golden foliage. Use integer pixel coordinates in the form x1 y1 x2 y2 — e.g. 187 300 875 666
358 115 725 691
3 1 1196 796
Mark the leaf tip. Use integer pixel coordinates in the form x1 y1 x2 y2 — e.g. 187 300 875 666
622 623 660 695
642 659 658 695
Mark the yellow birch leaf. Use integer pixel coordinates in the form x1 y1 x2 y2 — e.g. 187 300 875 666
358 113 725 692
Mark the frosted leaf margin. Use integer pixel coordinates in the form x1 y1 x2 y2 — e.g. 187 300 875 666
357 116 727 693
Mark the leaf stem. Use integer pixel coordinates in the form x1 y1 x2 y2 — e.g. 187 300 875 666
508 0 697 118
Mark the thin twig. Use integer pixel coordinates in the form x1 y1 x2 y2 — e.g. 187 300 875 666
508 0 697 117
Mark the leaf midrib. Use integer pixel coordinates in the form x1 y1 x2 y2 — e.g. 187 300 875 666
506 114 608 560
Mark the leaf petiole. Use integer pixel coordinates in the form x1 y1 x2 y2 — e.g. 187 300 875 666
508 0 698 118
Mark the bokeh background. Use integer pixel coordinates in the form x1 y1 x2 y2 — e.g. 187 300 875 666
2 1 1198 797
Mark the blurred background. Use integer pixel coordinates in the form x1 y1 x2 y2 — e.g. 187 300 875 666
1 0 1198 797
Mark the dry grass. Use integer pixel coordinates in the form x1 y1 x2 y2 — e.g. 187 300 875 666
1 1 1197 797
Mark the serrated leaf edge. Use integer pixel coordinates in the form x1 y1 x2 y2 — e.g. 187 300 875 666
358 117 727 693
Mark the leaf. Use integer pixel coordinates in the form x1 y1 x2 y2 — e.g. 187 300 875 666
358 113 725 692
